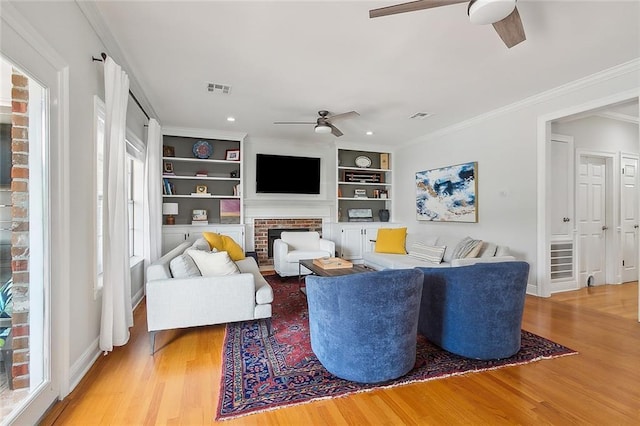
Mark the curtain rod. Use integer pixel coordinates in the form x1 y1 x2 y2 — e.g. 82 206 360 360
92 52 150 121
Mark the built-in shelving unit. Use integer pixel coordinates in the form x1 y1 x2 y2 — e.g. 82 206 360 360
337 149 392 222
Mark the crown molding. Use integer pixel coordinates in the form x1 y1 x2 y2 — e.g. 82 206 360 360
162 126 247 141
404 58 640 147
76 0 158 122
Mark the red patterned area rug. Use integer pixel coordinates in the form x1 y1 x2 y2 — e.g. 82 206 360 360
216 275 577 421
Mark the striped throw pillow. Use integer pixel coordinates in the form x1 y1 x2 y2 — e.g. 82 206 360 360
408 242 446 264
451 237 483 259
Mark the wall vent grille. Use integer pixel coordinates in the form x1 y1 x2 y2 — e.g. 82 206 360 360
550 241 574 280
207 82 231 94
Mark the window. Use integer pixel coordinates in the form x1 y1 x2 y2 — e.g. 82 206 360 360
95 96 145 295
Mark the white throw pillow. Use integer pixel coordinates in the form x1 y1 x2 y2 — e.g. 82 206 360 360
451 237 483 260
186 249 240 276
169 254 202 278
190 237 212 251
408 243 446 264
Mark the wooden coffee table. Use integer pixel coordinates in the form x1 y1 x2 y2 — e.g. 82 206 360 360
298 258 374 294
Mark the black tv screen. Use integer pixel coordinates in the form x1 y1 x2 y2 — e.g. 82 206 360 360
256 154 321 194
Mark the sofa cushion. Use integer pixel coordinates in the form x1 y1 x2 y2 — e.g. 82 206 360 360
281 231 320 251
374 227 407 254
202 232 246 261
451 237 483 259
190 237 211 251
186 249 240 276
285 250 331 262
479 242 497 258
236 257 274 305
363 251 451 270
169 253 202 278
407 243 446 264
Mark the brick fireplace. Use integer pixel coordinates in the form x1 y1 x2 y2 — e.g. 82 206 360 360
254 218 323 266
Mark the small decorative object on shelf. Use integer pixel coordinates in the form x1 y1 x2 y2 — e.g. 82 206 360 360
378 209 390 222
220 199 241 224
192 140 213 159
355 155 372 168
354 189 368 198
162 145 175 157
380 153 389 170
225 149 240 161
195 185 208 194
162 202 178 225
230 169 239 178
163 161 174 174
348 208 373 222
192 209 208 225
233 183 240 196
380 189 388 199
195 170 208 177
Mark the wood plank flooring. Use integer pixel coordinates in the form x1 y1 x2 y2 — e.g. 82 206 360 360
41 280 639 425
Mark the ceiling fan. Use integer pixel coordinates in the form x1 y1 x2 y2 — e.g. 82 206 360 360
369 0 526 48
274 110 360 137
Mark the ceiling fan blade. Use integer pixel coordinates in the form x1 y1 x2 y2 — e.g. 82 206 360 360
369 0 467 19
329 123 343 137
273 121 316 125
327 111 360 122
492 6 526 48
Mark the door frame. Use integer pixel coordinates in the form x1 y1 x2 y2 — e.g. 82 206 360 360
575 150 618 286
536 89 639 297
1 3 71 423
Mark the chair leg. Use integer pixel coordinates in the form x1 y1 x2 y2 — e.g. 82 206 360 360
264 318 273 336
149 331 157 355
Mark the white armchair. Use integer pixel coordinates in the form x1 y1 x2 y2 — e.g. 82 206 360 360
273 231 335 277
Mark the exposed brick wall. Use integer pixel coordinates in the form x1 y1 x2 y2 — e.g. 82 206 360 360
9 69 30 390
254 218 323 266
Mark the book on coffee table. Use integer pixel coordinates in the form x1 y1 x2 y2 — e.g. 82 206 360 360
313 257 353 269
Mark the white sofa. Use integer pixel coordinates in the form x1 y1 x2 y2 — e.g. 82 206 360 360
273 231 335 277
146 239 273 354
363 234 515 270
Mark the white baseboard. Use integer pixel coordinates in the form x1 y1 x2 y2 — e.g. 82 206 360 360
68 337 101 393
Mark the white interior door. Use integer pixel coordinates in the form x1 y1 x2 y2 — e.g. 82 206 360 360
621 154 639 283
577 156 608 286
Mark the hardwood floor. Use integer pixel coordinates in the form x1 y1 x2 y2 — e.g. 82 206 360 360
41 281 639 425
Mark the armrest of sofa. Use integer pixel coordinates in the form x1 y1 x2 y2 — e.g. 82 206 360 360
273 239 290 272
146 273 256 332
319 238 335 256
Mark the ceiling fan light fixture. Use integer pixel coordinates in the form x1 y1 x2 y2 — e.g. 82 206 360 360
314 123 332 134
468 0 516 25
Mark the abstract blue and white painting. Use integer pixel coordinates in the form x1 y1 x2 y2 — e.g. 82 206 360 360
415 162 478 222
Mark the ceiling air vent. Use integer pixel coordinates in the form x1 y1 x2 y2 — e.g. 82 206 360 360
207 82 231 94
409 112 433 120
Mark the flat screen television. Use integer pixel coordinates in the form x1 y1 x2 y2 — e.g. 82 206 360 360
256 153 321 194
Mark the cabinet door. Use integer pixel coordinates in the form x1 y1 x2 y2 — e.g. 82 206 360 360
340 227 365 260
362 226 380 255
550 135 574 240
162 227 189 255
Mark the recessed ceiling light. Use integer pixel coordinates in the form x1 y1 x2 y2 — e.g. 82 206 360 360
366 131 374 136
226 117 235 122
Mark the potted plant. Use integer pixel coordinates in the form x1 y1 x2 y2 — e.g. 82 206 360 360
0 279 12 349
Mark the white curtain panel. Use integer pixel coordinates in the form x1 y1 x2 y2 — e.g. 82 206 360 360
100 57 133 352
144 118 162 268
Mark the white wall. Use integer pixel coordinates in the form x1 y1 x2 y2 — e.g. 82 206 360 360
552 115 639 153
393 65 639 293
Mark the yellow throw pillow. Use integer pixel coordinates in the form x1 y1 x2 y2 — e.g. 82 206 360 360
221 235 245 261
203 232 224 251
202 232 245 261
374 227 407 254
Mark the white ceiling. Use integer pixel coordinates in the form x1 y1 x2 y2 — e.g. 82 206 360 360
91 1 639 146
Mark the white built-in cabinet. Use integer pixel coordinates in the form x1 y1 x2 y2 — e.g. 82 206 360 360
549 134 576 288
326 223 403 263
161 224 245 255
160 127 246 254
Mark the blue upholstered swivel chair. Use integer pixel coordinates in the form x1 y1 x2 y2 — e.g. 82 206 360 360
306 268 424 383
417 261 530 360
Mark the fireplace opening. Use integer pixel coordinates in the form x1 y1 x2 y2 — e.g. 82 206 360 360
268 228 309 258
